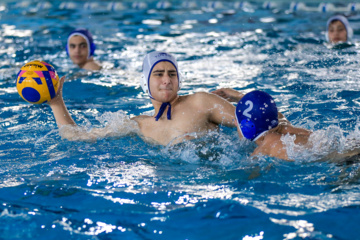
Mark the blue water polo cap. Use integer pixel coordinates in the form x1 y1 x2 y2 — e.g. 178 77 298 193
66 28 96 58
235 90 279 141
326 15 353 42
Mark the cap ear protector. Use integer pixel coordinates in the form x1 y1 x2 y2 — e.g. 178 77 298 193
66 29 96 59
239 119 257 140
235 90 279 141
140 74 148 94
140 51 182 99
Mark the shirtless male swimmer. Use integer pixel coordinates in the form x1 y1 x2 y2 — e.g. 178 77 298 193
48 51 239 145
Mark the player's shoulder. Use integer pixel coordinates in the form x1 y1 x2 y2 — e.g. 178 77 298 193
181 92 216 108
132 115 152 124
185 91 217 102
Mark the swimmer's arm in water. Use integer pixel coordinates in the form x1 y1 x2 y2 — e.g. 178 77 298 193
253 131 310 161
255 129 360 162
325 147 360 162
252 132 290 161
275 122 312 136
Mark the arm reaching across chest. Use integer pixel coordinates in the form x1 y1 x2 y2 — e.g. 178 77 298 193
193 92 237 128
211 88 244 103
213 88 294 127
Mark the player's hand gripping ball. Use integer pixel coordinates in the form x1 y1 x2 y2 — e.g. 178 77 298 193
16 60 59 104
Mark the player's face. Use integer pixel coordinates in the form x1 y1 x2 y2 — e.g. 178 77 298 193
328 20 347 43
68 35 89 66
149 61 179 102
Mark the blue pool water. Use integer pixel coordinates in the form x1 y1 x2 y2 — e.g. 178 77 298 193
1 0 360 239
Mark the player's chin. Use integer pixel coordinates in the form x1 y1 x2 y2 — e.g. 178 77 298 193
71 57 86 64
159 92 177 102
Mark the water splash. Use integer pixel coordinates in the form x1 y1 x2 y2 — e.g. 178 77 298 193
283 123 360 162
58 110 139 141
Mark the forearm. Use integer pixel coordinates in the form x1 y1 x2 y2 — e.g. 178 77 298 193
211 88 244 103
58 114 140 141
49 99 76 128
229 91 244 102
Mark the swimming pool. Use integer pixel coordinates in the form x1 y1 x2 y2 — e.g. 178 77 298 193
1 0 360 239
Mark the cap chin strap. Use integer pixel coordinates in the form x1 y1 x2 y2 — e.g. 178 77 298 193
155 102 171 121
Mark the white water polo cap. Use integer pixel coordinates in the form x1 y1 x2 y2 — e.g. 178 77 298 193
326 15 353 42
141 51 182 99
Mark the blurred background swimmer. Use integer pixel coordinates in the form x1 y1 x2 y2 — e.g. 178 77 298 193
66 28 102 70
234 90 360 162
326 15 353 44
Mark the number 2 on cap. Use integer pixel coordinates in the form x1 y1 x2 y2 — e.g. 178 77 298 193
243 100 253 118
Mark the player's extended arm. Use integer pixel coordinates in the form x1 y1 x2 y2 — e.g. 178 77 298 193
253 130 311 161
48 76 76 127
252 132 290 160
48 76 138 141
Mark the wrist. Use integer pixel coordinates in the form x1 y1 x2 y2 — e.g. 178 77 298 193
49 97 64 109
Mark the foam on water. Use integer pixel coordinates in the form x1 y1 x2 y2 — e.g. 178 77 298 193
58 110 139 141
282 124 356 162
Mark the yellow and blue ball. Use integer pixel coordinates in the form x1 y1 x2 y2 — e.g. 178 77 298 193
16 60 59 104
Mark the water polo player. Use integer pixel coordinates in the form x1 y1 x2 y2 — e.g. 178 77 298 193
234 90 360 161
326 15 353 44
48 51 238 145
66 28 102 70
